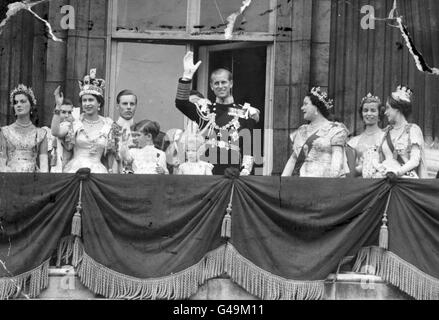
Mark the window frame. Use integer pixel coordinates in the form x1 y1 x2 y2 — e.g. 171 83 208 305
105 0 276 175
110 0 278 42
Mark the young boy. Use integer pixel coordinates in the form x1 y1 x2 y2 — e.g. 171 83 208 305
120 120 168 175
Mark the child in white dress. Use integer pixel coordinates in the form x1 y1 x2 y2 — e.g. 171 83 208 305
120 120 168 174
175 122 213 175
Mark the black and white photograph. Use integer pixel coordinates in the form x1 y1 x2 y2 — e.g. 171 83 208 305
0 0 438 307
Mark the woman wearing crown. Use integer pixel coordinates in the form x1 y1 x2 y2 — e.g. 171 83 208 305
281 87 349 177
0 84 48 173
347 93 385 178
375 86 427 178
51 69 115 173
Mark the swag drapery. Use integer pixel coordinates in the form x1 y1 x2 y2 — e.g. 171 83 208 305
0 172 438 300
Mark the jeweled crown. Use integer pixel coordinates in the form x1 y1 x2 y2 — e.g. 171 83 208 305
10 84 37 106
361 92 381 105
78 68 105 97
391 85 413 103
310 87 333 110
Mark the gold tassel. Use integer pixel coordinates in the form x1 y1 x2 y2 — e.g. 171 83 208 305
379 190 392 249
70 179 84 267
221 184 235 240
71 180 83 237
71 208 82 237
379 219 388 249
221 205 232 239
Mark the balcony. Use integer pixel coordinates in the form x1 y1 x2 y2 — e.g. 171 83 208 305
1 172 438 300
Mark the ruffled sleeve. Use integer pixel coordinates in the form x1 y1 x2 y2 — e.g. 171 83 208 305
409 124 425 147
330 123 348 147
347 136 360 150
289 130 297 144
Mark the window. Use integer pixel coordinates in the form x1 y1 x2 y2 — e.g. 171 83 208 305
117 0 188 32
111 43 187 132
111 0 277 41
107 0 276 175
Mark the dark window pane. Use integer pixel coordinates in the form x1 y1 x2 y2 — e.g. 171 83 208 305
117 0 187 31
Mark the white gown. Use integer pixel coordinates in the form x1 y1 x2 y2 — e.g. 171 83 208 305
63 116 114 173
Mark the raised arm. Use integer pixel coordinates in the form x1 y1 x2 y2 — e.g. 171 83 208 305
51 86 70 138
182 51 202 81
175 52 203 122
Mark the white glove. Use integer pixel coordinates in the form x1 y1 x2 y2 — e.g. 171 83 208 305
240 155 254 175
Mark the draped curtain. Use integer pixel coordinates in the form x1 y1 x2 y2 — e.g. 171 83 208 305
1 172 438 300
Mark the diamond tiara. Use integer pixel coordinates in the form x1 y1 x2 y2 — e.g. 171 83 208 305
391 85 413 103
361 92 381 105
10 84 37 106
310 87 333 110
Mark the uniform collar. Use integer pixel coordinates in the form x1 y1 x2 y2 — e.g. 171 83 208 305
215 96 234 105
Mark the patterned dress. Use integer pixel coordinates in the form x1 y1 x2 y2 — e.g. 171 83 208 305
0 123 47 172
347 130 385 178
289 122 349 177
63 116 114 173
378 124 427 178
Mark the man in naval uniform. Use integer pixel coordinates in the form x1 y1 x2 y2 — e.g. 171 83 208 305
175 51 260 175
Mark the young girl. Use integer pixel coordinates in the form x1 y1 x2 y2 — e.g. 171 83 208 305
120 120 168 174
175 122 213 175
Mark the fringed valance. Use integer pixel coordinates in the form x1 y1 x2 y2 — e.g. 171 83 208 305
1 173 438 300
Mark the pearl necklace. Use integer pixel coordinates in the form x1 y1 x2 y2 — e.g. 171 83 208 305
83 117 101 125
14 121 33 128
